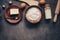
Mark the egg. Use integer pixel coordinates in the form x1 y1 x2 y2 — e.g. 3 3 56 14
20 3 26 9
40 0 46 4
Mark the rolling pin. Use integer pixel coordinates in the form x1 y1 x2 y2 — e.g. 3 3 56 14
20 0 39 6
39 0 46 4
53 0 59 22
59 0 60 12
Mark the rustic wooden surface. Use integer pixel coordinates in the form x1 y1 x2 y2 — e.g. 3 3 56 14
0 0 60 40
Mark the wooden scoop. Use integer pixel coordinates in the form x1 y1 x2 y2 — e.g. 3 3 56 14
53 0 60 22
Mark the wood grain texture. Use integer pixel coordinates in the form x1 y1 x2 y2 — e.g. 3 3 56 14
0 0 60 40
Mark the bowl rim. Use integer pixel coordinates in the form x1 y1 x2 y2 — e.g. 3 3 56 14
24 5 43 24
4 5 22 24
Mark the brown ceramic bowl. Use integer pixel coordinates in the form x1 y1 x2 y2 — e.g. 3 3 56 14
4 5 22 24
25 6 42 24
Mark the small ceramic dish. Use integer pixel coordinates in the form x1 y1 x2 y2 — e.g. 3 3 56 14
4 5 22 24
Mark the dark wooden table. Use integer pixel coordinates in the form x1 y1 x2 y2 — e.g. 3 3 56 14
0 0 60 40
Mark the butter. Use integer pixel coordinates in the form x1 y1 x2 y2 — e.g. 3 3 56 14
10 9 19 15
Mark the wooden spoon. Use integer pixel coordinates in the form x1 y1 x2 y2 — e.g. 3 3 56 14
53 0 59 22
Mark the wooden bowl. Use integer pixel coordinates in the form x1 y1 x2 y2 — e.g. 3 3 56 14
4 5 22 24
25 6 42 24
